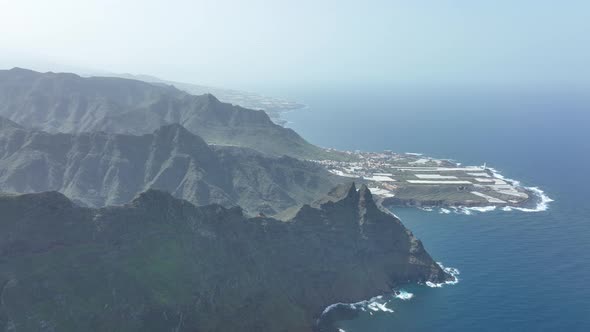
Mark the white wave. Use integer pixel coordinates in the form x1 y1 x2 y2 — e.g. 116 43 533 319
322 289 418 316
383 208 401 220
487 167 520 186
321 295 394 316
501 186 554 212
321 303 341 315
456 205 497 215
405 152 423 156
469 206 497 212
488 167 554 213
394 290 414 300
425 262 460 288
432 206 497 215
367 301 394 313
412 166 553 214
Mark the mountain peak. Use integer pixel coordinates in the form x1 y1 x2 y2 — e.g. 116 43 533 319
0 67 325 159
0 116 23 130
8 67 35 73
204 93 220 103
358 184 376 207
131 189 178 207
150 123 214 159
19 191 74 210
313 182 358 207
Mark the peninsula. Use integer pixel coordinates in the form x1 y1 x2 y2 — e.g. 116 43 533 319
312 150 533 210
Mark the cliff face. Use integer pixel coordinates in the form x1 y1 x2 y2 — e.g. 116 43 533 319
0 120 335 215
0 68 326 159
0 183 449 332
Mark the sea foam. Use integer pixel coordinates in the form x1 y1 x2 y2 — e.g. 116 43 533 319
321 295 395 316
488 167 554 213
455 205 497 215
425 262 460 288
501 186 554 212
367 300 394 313
321 288 422 318
394 290 414 300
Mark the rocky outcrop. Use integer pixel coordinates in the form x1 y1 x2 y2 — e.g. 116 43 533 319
0 183 450 332
0 120 336 215
0 68 328 159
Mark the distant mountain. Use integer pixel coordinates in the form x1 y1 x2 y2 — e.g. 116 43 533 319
0 68 330 159
113 73 304 125
0 119 335 215
0 183 450 332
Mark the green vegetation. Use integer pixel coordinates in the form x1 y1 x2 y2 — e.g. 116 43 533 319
0 68 322 160
0 120 338 215
0 185 449 332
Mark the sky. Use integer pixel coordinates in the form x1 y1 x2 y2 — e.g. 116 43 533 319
1 0 589 91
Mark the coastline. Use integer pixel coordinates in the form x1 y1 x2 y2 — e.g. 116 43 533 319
316 201 461 331
310 150 552 213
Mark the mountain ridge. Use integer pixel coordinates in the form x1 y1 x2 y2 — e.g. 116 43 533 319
0 183 450 332
0 67 330 159
0 118 337 214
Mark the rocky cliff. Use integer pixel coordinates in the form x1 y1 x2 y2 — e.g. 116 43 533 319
0 183 450 332
0 119 335 215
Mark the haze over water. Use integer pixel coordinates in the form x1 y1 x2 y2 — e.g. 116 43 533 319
282 86 590 331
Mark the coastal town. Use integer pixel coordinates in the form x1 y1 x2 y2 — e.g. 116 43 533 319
312 150 531 208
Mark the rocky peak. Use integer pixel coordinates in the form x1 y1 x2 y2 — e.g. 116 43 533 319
131 189 180 208
358 183 378 211
312 182 381 218
299 182 396 234
312 182 358 207
150 123 213 157
153 122 193 140
204 93 220 103
0 116 22 130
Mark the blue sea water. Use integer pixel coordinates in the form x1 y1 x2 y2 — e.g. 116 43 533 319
280 85 590 331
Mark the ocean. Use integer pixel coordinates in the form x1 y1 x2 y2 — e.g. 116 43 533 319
279 85 590 331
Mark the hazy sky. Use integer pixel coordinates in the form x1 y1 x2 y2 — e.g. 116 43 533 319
1 0 589 90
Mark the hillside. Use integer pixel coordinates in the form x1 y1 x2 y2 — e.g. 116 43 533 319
0 68 331 159
0 183 450 332
0 119 336 215
112 72 304 126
